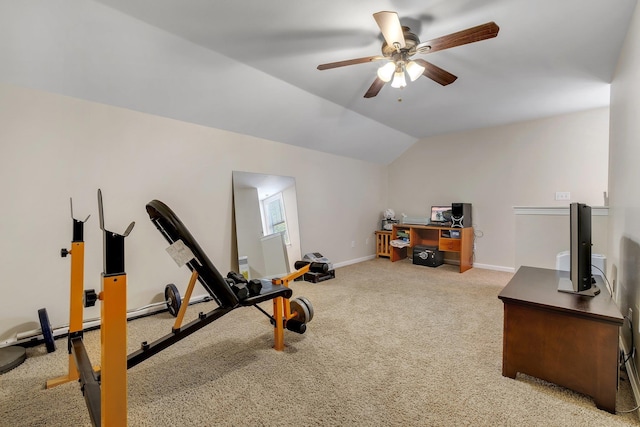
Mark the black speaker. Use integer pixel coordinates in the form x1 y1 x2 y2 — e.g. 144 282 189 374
451 203 472 228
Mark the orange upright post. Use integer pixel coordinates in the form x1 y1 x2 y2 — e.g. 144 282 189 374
47 202 89 389
94 189 134 426
273 297 285 351
46 242 84 388
100 273 128 427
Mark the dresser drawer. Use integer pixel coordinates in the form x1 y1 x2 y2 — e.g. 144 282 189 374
439 238 461 252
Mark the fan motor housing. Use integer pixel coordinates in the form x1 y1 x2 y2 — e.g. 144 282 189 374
381 27 419 57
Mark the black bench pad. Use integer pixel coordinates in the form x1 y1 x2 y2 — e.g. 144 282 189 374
240 279 292 306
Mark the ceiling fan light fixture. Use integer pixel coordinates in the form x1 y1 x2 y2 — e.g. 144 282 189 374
377 62 396 82
391 69 406 89
406 60 426 82
316 12 500 99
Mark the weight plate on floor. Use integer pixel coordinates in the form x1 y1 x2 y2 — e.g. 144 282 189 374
0 346 26 374
37 308 56 353
290 298 311 324
164 284 182 317
298 296 314 322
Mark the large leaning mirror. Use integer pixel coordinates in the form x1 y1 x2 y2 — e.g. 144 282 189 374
232 171 302 280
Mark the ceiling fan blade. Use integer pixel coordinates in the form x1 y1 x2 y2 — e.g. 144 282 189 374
414 59 458 86
364 77 385 98
317 56 384 70
416 22 499 54
373 11 406 49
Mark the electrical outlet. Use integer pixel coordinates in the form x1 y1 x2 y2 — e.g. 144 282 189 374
555 191 571 201
351 240 356 248
365 237 370 245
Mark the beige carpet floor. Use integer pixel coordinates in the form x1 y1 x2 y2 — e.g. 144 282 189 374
1 259 639 426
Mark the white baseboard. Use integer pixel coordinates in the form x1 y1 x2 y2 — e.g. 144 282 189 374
334 255 376 269
621 337 640 419
473 263 516 273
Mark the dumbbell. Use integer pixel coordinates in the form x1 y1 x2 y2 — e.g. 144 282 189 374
227 271 247 284
226 271 262 298
225 277 248 300
247 279 262 296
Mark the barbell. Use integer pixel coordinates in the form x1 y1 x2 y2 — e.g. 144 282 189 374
84 284 183 318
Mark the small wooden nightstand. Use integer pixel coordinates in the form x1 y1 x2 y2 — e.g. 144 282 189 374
375 230 392 258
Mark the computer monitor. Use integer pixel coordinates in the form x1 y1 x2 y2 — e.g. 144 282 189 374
430 206 452 224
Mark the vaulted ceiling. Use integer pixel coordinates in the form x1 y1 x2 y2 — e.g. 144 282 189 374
1 1 637 163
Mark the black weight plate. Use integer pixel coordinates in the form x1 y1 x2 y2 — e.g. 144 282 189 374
38 308 56 353
290 298 310 324
164 284 182 317
298 296 314 322
0 346 26 374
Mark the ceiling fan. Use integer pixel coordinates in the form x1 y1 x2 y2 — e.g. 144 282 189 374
317 11 499 98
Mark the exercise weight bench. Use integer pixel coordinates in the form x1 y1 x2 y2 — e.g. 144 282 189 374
128 199 308 366
146 200 292 308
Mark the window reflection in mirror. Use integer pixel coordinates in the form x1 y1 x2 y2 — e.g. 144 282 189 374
263 193 290 245
232 171 301 280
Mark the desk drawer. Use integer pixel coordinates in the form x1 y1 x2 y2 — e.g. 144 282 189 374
439 238 461 252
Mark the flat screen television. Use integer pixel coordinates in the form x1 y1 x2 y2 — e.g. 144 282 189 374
558 202 600 296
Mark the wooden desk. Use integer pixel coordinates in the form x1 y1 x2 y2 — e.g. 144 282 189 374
390 224 473 273
498 266 623 413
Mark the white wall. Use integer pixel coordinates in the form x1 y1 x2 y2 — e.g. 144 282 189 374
0 83 387 340
514 209 608 270
387 108 609 271
609 0 640 378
